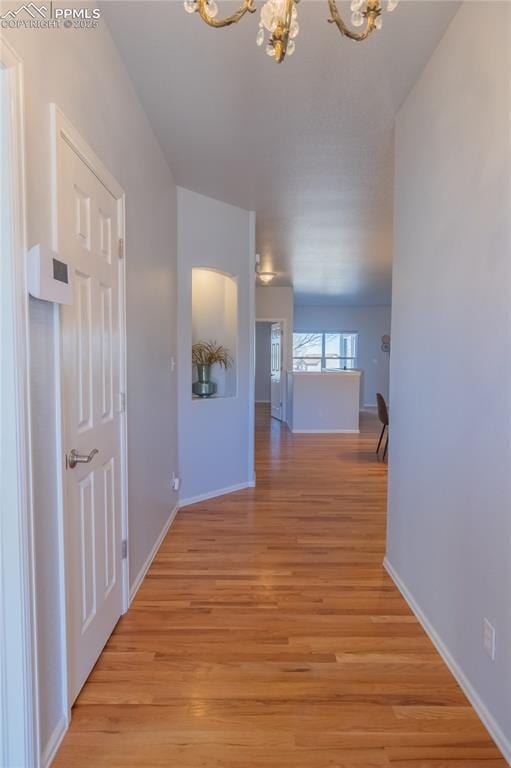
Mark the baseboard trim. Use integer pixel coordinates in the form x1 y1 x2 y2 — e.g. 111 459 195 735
180 482 253 508
129 504 179 605
291 428 360 434
255 399 271 403
384 557 511 766
42 714 68 768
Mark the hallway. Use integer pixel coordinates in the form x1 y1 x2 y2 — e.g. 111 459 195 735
54 406 505 767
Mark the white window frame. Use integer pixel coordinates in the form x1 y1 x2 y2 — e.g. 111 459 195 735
0 37 40 768
293 331 358 371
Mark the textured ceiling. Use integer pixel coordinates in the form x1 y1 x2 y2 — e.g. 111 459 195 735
104 0 459 304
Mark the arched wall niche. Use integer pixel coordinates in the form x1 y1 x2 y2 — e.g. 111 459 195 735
191 267 238 398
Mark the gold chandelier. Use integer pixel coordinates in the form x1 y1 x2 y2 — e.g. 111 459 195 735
184 0 399 63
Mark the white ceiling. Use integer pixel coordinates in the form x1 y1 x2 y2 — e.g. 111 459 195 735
104 0 459 305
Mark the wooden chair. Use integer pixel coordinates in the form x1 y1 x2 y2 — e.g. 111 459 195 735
376 392 389 461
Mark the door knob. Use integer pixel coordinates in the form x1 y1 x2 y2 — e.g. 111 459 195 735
67 448 99 469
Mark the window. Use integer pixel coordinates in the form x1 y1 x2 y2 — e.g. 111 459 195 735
293 332 358 372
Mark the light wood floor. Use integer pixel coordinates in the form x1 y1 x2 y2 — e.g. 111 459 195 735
54 405 506 767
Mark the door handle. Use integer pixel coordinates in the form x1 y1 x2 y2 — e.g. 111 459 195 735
67 448 99 469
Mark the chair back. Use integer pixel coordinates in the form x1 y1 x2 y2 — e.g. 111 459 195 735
376 393 389 426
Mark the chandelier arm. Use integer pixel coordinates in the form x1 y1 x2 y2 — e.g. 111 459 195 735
272 0 295 63
196 0 256 28
327 0 380 41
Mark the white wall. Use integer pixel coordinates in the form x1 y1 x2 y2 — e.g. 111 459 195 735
255 322 271 402
3 20 179 761
287 372 361 433
294 305 391 406
387 2 511 761
178 187 255 504
256 286 294 370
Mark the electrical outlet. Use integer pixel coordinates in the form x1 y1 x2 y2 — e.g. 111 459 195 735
483 618 496 660
171 472 180 492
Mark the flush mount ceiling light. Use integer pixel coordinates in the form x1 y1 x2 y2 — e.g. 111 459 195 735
258 271 277 284
184 0 399 63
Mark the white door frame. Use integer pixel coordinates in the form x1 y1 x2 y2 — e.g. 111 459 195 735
255 317 287 421
50 104 129 717
0 37 40 768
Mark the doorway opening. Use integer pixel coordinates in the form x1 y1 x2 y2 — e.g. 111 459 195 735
52 106 129 716
255 321 271 405
255 319 285 422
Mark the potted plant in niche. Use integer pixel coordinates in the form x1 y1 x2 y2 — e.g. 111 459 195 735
192 340 233 398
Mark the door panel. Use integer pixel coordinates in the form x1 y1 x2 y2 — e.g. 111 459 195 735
100 284 113 422
59 138 123 704
270 322 283 421
78 471 96 633
75 272 93 432
102 457 116 597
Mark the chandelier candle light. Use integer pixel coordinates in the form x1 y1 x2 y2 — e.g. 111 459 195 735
184 0 399 63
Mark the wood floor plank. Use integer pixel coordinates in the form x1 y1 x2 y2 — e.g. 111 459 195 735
53 405 506 766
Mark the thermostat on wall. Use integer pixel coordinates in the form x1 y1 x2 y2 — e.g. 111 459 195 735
27 244 73 305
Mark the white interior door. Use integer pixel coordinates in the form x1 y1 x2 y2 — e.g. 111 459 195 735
59 138 123 704
270 322 283 420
